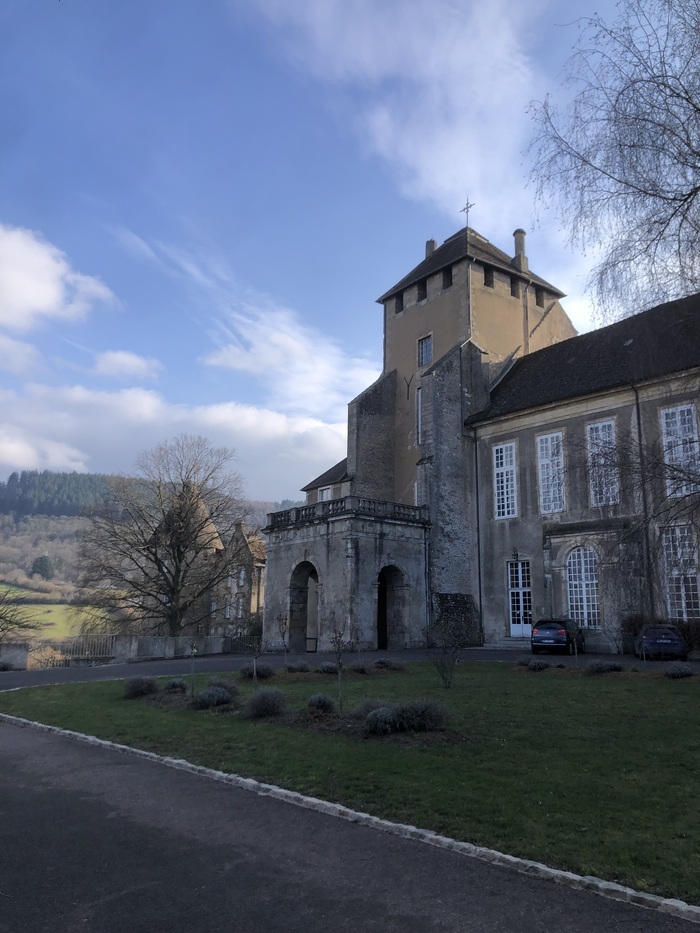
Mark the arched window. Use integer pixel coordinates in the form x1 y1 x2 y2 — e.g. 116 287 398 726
567 546 600 627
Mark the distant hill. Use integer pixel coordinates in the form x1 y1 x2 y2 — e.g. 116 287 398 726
0 470 302 523
0 470 113 518
0 471 301 588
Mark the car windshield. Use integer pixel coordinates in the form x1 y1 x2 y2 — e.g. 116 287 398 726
535 622 562 631
645 627 678 637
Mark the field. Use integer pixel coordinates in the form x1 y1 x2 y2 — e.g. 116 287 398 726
1 660 698 904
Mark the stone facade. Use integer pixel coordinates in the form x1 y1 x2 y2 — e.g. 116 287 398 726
264 227 699 654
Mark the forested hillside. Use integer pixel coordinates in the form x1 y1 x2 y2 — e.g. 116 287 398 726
0 470 112 517
0 470 299 588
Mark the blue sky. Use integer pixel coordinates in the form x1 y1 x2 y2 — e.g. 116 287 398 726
0 0 614 501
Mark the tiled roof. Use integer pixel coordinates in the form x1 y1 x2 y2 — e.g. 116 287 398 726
469 294 700 424
377 228 564 303
246 532 266 562
301 458 349 492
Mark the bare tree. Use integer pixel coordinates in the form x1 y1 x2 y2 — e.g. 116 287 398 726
328 612 360 714
0 588 43 642
75 435 246 636
530 0 700 316
428 595 480 688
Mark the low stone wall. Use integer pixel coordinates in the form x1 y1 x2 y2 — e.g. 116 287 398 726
0 642 29 670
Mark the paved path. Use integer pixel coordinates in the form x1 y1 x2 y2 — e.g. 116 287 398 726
1 720 695 933
2 646 696 691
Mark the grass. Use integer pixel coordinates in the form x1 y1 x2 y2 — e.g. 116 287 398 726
1 661 698 903
25 603 82 639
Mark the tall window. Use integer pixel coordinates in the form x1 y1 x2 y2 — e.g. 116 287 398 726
416 386 423 446
416 278 427 302
661 404 699 498
662 526 700 621
567 546 600 627
537 432 565 513
587 420 619 506
508 560 532 635
442 266 452 289
418 334 432 367
493 442 517 518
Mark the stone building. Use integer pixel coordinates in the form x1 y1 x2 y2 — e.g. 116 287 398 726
264 227 700 653
263 227 576 651
207 521 266 636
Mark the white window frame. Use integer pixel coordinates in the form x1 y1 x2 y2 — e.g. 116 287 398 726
566 546 600 628
418 334 433 368
587 420 619 507
661 404 700 498
493 442 517 519
508 560 532 636
317 486 332 502
662 525 700 621
537 432 565 514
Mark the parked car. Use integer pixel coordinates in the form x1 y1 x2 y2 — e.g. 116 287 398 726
633 624 688 661
531 620 586 655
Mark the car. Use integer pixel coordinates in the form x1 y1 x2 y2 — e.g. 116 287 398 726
531 620 586 655
633 624 688 661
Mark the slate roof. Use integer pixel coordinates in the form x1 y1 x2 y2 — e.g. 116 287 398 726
468 293 700 424
377 228 564 303
301 458 349 492
245 531 266 562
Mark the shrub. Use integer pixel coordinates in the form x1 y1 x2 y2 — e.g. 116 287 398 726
350 698 386 720
393 699 448 732
286 661 310 673
528 660 550 672
206 677 240 700
239 663 275 680
123 676 158 699
163 678 188 694
373 658 407 672
351 663 370 674
665 662 694 679
0 662 14 672
318 662 338 675
517 658 530 667
585 661 623 675
308 693 335 714
245 687 286 718
362 706 399 737
191 685 232 710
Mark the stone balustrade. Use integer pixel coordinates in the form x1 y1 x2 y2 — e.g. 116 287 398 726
266 496 429 530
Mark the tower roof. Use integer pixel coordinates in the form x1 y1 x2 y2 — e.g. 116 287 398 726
377 228 564 303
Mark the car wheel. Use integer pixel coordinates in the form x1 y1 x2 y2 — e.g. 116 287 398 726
531 646 539 654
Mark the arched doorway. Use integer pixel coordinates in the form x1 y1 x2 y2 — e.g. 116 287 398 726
376 565 404 650
289 561 319 652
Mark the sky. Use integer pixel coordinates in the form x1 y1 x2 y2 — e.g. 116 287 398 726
0 0 617 501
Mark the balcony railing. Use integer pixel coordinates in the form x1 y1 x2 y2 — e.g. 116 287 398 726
266 496 429 530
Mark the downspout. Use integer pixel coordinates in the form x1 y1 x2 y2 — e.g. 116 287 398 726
632 383 656 618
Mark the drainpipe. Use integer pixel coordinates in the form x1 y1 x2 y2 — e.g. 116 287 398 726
632 383 656 618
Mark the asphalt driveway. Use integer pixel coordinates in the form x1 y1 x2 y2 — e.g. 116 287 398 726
1 720 696 933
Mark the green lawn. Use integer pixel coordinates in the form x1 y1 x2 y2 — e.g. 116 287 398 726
1 661 698 903
25 602 81 639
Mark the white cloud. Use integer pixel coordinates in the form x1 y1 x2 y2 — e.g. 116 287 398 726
0 223 114 332
0 333 41 374
250 0 545 230
93 350 163 381
203 297 379 420
0 383 346 500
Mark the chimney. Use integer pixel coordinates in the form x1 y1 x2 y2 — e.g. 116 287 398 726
425 239 437 258
513 228 528 273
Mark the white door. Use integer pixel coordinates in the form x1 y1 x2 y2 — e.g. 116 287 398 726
508 560 532 637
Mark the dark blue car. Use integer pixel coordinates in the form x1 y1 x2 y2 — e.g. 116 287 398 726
531 620 586 655
633 624 688 661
